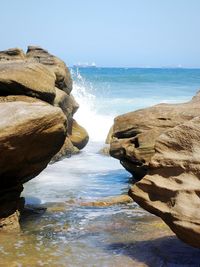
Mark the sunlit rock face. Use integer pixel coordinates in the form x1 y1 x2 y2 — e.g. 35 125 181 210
0 46 89 230
109 91 200 248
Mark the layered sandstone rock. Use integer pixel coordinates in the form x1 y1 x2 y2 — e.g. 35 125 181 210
69 119 89 150
0 46 88 231
110 92 200 248
0 99 66 231
26 46 72 94
0 61 56 103
110 93 200 178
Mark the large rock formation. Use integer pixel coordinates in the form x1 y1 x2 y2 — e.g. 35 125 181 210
0 46 89 231
110 93 200 178
109 92 200 248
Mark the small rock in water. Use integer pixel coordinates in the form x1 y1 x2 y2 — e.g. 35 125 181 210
80 195 133 207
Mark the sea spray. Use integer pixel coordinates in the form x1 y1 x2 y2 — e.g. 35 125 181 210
71 68 115 142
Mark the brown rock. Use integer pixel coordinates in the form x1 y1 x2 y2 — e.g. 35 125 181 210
51 137 79 163
0 100 66 183
0 48 26 61
69 119 89 150
81 195 133 207
0 61 56 103
110 92 200 178
26 46 72 94
130 116 200 248
0 99 66 228
54 87 79 120
105 125 114 144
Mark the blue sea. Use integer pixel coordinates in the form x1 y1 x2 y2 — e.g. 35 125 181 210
71 68 200 141
2 68 200 266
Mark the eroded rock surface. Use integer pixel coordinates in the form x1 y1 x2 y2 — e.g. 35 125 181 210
110 91 200 248
130 116 200 248
110 93 200 178
0 46 88 231
26 46 72 94
0 61 56 103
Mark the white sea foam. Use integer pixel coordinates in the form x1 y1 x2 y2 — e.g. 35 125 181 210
71 69 114 142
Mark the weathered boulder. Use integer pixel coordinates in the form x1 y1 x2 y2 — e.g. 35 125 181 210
0 46 89 231
110 92 200 178
26 46 72 94
109 91 200 248
69 119 89 150
0 61 56 103
129 116 200 248
0 99 66 230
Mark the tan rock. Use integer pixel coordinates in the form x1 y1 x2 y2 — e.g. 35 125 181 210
54 87 79 120
130 116 200 248
80 195 133 207
51 137 79 163
110 91 200 177
0 61 56 103
69 119 89 150
105 125 113 144
0 48 26 61
0 100 66 183
26 46 72 94
98 145 110 156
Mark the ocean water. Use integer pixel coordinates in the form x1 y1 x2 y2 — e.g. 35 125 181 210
1 68 200 266
72 68 200 141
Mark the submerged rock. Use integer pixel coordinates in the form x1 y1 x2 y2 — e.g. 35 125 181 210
110 91 200 248
80 195 133 207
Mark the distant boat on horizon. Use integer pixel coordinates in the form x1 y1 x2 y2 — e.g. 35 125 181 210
73 62 96 68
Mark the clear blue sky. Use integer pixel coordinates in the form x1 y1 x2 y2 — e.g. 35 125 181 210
0 0 200 67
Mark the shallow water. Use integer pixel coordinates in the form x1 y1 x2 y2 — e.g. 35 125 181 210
1 143 200 267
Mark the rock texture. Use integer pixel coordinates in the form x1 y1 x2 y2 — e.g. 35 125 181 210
110 92 200 248
0 46 88 231
26 46 72 94
69 119 89 150
0 61 56 103
110 93 200 178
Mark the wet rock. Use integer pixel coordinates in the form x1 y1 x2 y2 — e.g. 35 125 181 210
98 145 110 156
80 195 133 207
69 119 89 150
51 137 79 163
